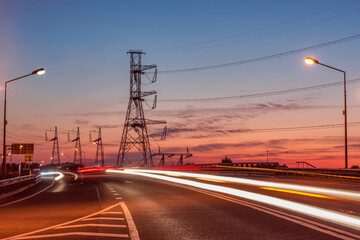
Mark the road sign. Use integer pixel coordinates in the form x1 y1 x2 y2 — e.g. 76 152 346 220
11 143 34 154
25 155 33 162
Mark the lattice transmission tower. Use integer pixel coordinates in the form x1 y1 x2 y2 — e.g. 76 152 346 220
45 126 60 165
68 127 82 165
117 50 165 167
89 127 104 166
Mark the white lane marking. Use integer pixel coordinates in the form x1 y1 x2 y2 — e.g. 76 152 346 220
55 223 127 229
81 217 125 221
121 202 140 240
101 211 124 215
12 232 129 239
0 178 41 200
113 193 120 195
3 202 122 240
110 190 116 193
0 180 55 208
116 197 122 200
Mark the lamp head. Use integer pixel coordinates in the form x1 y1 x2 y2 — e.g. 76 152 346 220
32 68 46 75
305 57 319 65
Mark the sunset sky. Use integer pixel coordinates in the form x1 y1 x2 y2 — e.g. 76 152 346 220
1 0 360 168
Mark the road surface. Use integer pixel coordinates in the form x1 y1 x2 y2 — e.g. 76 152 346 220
1 170 359 240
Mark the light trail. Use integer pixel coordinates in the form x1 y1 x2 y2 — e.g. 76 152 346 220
107 169 360 231
124 169 360 201
259 187 338 200
40 172 64 181
196 177 227 183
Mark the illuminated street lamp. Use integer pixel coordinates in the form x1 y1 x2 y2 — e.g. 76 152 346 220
1 68 45 179
305 57 348 168
61 153 71 162
75 148 86 166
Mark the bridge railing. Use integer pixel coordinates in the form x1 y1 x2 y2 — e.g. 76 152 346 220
0 174 40 198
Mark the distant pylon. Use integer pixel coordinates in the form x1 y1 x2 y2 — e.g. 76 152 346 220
117 50 165 167
90 127 104 166
45 126 60 164
68 127 82 165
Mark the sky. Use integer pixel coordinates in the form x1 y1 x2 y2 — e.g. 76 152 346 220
1 0 360 168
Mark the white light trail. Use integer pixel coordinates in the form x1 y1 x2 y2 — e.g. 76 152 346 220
124 169 360 201
40 172 64 181
107 169 360 231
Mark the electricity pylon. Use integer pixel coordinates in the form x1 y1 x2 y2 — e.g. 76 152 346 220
45 126 60 165
117 50 165 167
68 127 82 165
90 127 104 166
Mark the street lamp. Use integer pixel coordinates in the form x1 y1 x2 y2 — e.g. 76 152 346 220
61 153 71 162
1 68 46 179
305 57 348 168
75 148 85 166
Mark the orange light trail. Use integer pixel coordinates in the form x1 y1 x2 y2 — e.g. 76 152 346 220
260 187 338 200
165 173 183 177
196 177 226 183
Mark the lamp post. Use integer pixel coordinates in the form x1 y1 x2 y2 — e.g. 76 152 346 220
74 148 85 166
305 57 348 169
1 68 45 179
61 153 71 162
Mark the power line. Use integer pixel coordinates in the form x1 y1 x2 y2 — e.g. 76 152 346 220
176 8 360 53
201 121 360 134
158 33 360 74
243 121 360 133
159 78 360 102
150 0 358 52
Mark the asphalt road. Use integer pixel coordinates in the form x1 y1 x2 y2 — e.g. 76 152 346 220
0 171 359 240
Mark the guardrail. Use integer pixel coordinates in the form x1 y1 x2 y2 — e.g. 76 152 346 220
0 174 41 199
204 166 360 180
152 165 360 180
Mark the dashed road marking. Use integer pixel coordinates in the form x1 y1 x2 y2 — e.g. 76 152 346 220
116 197 122 200
113 193 120 196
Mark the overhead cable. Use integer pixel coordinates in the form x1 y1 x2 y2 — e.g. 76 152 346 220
159 34 360 74
150 0 358 52
160 78 360 102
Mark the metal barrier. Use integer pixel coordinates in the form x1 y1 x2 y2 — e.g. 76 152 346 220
0 174 41 198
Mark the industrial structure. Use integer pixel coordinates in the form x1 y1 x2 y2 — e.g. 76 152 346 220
153 147 193 166
68 127 83 165
90 127 104 166
117 50 166 167
45 126 60 165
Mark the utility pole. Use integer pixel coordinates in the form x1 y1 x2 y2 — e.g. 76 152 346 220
45 127 60 164
90 127 104 166
117 50 165 167
68 127 82 165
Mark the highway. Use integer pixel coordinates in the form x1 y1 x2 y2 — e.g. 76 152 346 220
1 169 360 240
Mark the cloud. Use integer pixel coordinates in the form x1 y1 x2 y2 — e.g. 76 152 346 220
61 111 123 117
74 119 89 125
21 124 36 131
93 124 120 129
